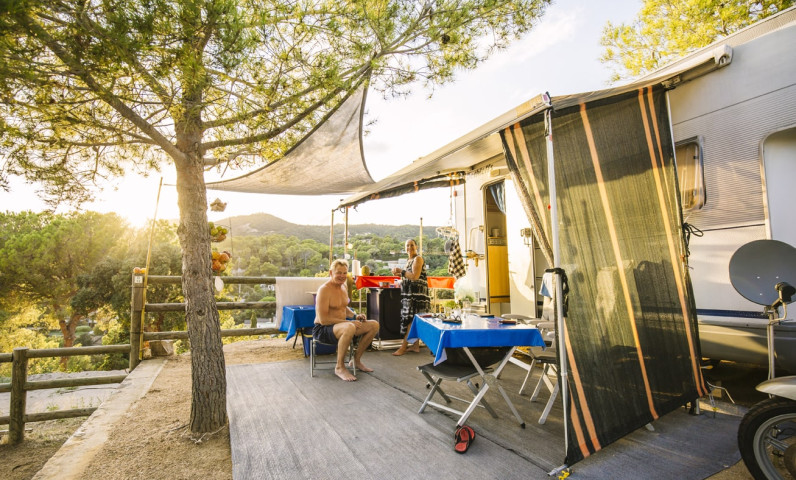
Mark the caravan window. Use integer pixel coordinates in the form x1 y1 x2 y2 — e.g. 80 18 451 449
675 137 705 211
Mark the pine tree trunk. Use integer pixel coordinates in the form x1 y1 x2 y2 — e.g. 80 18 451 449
175 125 227 434
58 315 80 370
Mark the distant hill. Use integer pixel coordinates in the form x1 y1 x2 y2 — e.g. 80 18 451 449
216 213 439 243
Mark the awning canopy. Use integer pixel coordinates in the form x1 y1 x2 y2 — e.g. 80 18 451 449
206 87 375 195
338 43 733 209
201 29 737 201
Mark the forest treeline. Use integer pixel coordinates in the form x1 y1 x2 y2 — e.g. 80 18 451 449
0 210 450 377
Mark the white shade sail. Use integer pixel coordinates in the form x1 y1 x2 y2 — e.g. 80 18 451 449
206 87 375 195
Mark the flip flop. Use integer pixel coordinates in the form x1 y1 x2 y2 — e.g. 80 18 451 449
454 425 475 453
454 425 476 442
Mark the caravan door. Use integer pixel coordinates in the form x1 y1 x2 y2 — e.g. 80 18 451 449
763 126 796 247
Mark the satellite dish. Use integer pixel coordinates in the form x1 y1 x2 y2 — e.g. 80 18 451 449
729 239 796 306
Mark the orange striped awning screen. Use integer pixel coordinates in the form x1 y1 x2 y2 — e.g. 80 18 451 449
500 85 706 465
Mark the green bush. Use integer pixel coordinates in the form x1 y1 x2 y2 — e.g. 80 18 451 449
95 318 130 370
76 332 94 346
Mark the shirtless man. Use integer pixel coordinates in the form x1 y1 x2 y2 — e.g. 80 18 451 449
313 259 380 381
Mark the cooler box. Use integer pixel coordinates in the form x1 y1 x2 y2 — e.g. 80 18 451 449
301 330 337 356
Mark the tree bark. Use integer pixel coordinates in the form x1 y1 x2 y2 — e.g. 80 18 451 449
58 314 80 370
175 117 227 434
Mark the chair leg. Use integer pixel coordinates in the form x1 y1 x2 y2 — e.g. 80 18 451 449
310 339 316 377
530 363 548 402
538 378 559 424
518 358 537 395
418 377 446 414
349 339 357 376
309 337 357 378
529 362 559 424
418 368 452 407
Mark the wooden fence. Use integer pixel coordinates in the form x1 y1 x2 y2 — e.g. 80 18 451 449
0 344 130 444
0 273 283 445
130 274 284 369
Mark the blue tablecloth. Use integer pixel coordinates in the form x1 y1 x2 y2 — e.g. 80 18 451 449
279 305 316 341
408 314 545 365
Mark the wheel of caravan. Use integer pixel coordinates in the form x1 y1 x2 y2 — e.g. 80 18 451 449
737 397 796 480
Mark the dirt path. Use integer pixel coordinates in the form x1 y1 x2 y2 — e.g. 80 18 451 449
0 337 304 480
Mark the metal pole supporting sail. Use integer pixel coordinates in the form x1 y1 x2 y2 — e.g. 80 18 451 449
544 106 570 466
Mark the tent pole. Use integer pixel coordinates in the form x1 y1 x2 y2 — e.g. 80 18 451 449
545 108 570 459
329 209 334 267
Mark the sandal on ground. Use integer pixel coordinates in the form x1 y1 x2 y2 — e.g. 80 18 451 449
454 425 475 453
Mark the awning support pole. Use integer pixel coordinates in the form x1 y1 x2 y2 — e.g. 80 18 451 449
545 108 570 458
329 209 334 267
344 207 349 259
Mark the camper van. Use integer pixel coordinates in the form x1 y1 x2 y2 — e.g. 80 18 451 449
342 8 796 372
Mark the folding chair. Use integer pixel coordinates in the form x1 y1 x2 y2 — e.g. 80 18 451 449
307 331 358 378
417 361 498 422
502 314 547 394
526 321 559 424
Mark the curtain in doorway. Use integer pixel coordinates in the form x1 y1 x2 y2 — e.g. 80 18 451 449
488 182 506 214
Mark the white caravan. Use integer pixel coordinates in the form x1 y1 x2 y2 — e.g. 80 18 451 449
343 8 796 371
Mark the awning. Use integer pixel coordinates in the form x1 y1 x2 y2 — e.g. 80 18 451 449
206 87 375 195
338 43 733 209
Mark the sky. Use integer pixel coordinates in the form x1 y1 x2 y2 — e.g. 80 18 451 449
1 0 640 228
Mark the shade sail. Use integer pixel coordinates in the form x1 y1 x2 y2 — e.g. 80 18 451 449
206 87 375 195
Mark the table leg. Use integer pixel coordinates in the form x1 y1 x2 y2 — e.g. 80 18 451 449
299 328 309 357
457 347 525 427
456 347 492 425
464 379 498 418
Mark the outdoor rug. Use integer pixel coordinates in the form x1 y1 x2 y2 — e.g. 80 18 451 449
227 350 743 480
226 360 545 480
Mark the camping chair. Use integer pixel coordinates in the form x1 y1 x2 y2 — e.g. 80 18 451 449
417 361 499 423
502 312 560 424
502 314 547 394
526 321 559 424
307 331 358 378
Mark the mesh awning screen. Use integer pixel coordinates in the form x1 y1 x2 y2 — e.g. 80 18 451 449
206 87 374 195
501 86 707 465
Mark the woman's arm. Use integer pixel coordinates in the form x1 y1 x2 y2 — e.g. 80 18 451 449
403 256 424 281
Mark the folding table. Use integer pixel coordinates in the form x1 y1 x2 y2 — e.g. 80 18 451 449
279 305 316 351
407 314 545 428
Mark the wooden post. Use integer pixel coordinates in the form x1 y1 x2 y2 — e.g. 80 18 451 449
329 209 334 267
130 272 145 370
344 206 349 259
9 347 28 444
419 217 423 255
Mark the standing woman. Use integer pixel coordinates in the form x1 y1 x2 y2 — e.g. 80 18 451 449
392 238 431 356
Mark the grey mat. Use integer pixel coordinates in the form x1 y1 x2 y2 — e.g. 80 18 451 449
227 349 742 479
227 360 547 480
